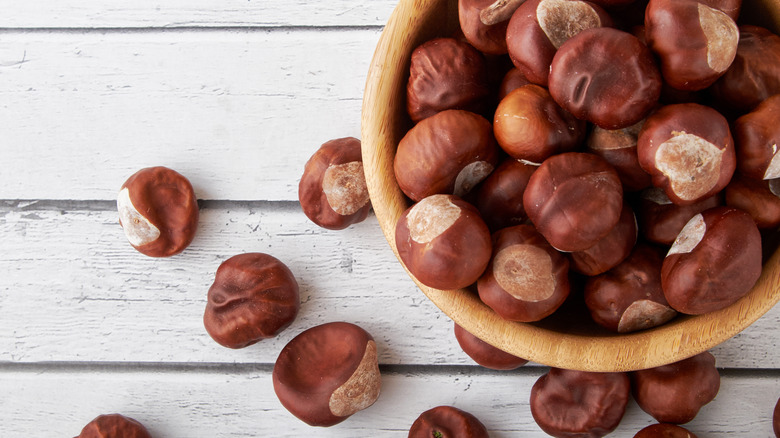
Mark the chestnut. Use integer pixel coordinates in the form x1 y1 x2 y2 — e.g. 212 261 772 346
733 94 780 180
725 174 780 229
634 423 698 438
395 194 492 290
299 137 371 230
631 351 720 424
584 244 677 333
711 25 780 113
493 84 586 162
394 110 499 202
586 118 653 192
459 0 510 55
406 38 490 123
523 152 624 252
506 0 612 86
774 397 780 438
662 206 762 315
497 67 531 100
531 368 630 438
273 322 381 427
548 27 662 130
453 322 529 370
408 406 489 438
645 0 739 91
637 103 736 206
476 158 537 232
637 187 721 246
569 202 637 277
77 414 152 438
117 166 199 258
203 253 300 349
478 224 570 322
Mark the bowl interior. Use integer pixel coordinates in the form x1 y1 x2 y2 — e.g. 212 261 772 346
361 0 780 372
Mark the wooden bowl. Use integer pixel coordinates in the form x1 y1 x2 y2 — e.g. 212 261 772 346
361 0 780 372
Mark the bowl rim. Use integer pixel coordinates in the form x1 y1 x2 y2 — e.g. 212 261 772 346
360 0 780 372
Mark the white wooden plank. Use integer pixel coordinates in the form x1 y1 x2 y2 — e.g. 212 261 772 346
0 0 397 28
0 29 380 201
2 203 780 368
1 367 777 437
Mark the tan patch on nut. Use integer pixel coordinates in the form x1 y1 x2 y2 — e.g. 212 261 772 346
769 178 780 198
642 187 673 205
322 161 370 215
618 300 677 333
454 161 494 198
493 244 556 302
329 340 381 418
537 0 602 49
668 213 706 255
117 187 160 247
655 131 724 201
407 195 462 244
764 144 780 179
588 120 643 151
698 3 739 73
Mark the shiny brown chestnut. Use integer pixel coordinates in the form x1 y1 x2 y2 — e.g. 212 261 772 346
524 152 624 252
711 25 780 113
662 206 762 315
498 67 531 101
586 118 653 192
408 406 489 438
637 103 736 206
299 137 371 230
454 322 529 370
531 368 630 438
117 166 199 258
395 110 499 202
493 85 586 163
631 351 720 424
396 194 492 290
203 253 300 349
569 202 637 276
549 27 662 130
637 187 721 246
476 158 537 232
725 174 780 229
584 244 676 333
407 38 491 123
634 423 699 438
77 414 152 438
273 322 381 427
459 0 509 55
734 94 780 180
478 224 571 322
645 0 739 91
506 0 612 86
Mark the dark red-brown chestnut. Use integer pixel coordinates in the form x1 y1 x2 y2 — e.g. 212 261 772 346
774 396 780 438
586 118 653 192
118 166 199 258
631 351 720 424
662 206 762 315
454 322 529 370
549 27 662 130
637 103 736 206
645 0 739 91
396 194 492 290
478 224 571 322
584 244 676 333
459 0 510 55
725 174 780 229
637 187 722 246
498 67 531 101
476 158 537 232
203 253 300 349
569 202 637 276
634 423 699 438
299 137 371 230
395 110 499 202
273 322 381 427
407 38 491 123
77 414 152 438
733 94 780 180
531 368 630 438
408 405 489 438
523 152 624 252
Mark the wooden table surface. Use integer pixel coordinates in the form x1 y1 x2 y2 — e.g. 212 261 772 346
2 1 780 436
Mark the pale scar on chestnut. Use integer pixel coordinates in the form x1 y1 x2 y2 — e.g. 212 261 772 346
764 145 780 179
328 340 381 417
698 3 739 73
407 195 462 244
454 161 494 198
537 0 601 49
618 300 676 333
493 244 556 302
655 131 724 201
117 187 160 247
668 213 706 255
322 161 370 215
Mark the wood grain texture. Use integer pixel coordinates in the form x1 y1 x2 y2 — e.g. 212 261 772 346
2 367 779 437
0 29 379 201
0 0 397 28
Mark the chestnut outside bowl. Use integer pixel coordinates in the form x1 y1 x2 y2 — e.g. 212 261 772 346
361 0 780 372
